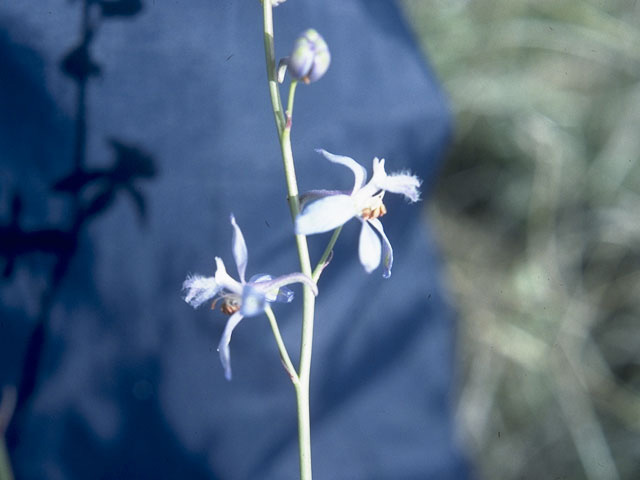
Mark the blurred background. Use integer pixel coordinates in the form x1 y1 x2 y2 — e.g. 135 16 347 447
400 1 640 479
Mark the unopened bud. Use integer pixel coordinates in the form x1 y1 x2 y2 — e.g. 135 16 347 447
287 29 330 84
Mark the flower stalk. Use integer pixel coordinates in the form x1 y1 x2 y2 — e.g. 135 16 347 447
264 306 299 384
312 226 342 282
262 2 314 479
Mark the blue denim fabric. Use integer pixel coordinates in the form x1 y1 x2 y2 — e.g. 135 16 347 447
0 1 470 478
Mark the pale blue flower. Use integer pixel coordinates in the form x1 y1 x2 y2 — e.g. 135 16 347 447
183 214 317 380
296 149 421 278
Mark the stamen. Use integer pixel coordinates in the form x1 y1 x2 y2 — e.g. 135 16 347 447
210 297 221 310
360 192 387 220
220 296 241 315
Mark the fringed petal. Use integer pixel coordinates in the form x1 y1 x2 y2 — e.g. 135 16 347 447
378 172 421 202
371 157 421 202
182 274 220 308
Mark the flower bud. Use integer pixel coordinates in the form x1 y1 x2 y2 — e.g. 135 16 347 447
287 29 330 84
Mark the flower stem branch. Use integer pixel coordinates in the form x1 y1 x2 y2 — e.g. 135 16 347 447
0 439 13 480
262 3 314 479
286 80 298 128
0 386 16 480
281 81 302 218
265 306 299 384
312 226 342 282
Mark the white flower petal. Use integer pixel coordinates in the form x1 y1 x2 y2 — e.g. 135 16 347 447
358 220 382 273
356 157 386 199
229 214 248 283
295 194 357 235
217 311 244 381
372 157 386 180
299 189 348 210
368 218 393 278
377 172 421 202
214 257 243 294
182 274 220 308
240 284 268 317
370 157 421 202
249 274 272 284
315 149 368 193
253 272 318 297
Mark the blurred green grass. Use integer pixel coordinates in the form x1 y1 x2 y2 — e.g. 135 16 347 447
400 1 640 479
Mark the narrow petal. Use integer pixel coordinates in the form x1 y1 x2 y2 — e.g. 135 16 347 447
214 257 242 294
358 220 381 273
240 284 268 317
368 218 394 278
315 149 368 193
295 194 356 235
182 274 220 308
229 214 248 283
217 311 244 381
252 272 318 297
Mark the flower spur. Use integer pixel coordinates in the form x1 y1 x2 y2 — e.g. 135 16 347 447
182 214 317 380
295 149 421 278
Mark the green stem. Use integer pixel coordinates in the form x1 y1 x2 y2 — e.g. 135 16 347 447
280 82 302 219
0 387 15 480
262 3 314 480
286 80 298 122
312 226 343 282
0 438 12 480
265 306 299 384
